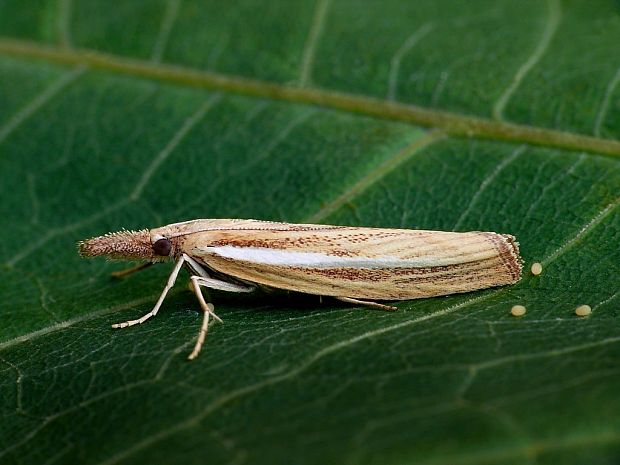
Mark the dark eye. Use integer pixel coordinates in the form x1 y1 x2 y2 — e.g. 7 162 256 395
152 238 172 256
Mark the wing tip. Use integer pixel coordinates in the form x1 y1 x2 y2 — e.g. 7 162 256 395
499 233 523 282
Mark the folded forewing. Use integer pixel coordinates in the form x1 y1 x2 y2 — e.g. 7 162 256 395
184 224 521 299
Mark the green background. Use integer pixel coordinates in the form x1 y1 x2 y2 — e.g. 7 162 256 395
0 1 619 464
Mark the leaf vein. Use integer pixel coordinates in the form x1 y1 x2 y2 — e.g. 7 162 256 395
387 23 434 101
542 196 619 265
594 65 620 137
492 0 562 120
298 0 331 87
522 152 586 219
151 0 181 63
0 66 84 146
4 198 129 267
0 294 156 352
0 356 25 414
593 289 619 311
453 145 526 230
130 93 221 201
306 130 445 223
57 0 73 49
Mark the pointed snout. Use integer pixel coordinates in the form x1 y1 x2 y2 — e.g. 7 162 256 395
78 229 153 261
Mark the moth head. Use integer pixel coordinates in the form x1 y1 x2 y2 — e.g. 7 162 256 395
78 229 175 261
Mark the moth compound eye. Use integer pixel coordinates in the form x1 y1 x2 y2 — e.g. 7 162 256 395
152 238 172 256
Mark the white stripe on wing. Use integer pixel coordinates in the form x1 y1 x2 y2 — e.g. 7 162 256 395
200 246 494 268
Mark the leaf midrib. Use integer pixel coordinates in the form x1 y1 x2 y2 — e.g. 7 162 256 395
1 37 620 159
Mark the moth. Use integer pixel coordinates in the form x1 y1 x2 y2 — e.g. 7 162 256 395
78 219 522 360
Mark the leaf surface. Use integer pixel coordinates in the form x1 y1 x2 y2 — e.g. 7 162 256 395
0 1 619 465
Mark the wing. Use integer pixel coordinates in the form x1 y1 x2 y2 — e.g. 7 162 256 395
179 221 522 300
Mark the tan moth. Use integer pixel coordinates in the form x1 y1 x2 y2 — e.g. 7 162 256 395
78 219 523 360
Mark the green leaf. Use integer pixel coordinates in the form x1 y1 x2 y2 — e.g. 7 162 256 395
1 1 619 464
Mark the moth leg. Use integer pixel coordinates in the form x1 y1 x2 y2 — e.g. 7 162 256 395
189 275 254 324
186 276 255 360
190 275 255 294
336 297 398 312
188 277 216 360
112 254 187 329
111 262 153 278
183 254 212 279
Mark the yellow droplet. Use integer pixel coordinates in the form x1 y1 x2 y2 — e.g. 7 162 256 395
511 305 527 317
575 304 592 317
531 262 543 276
